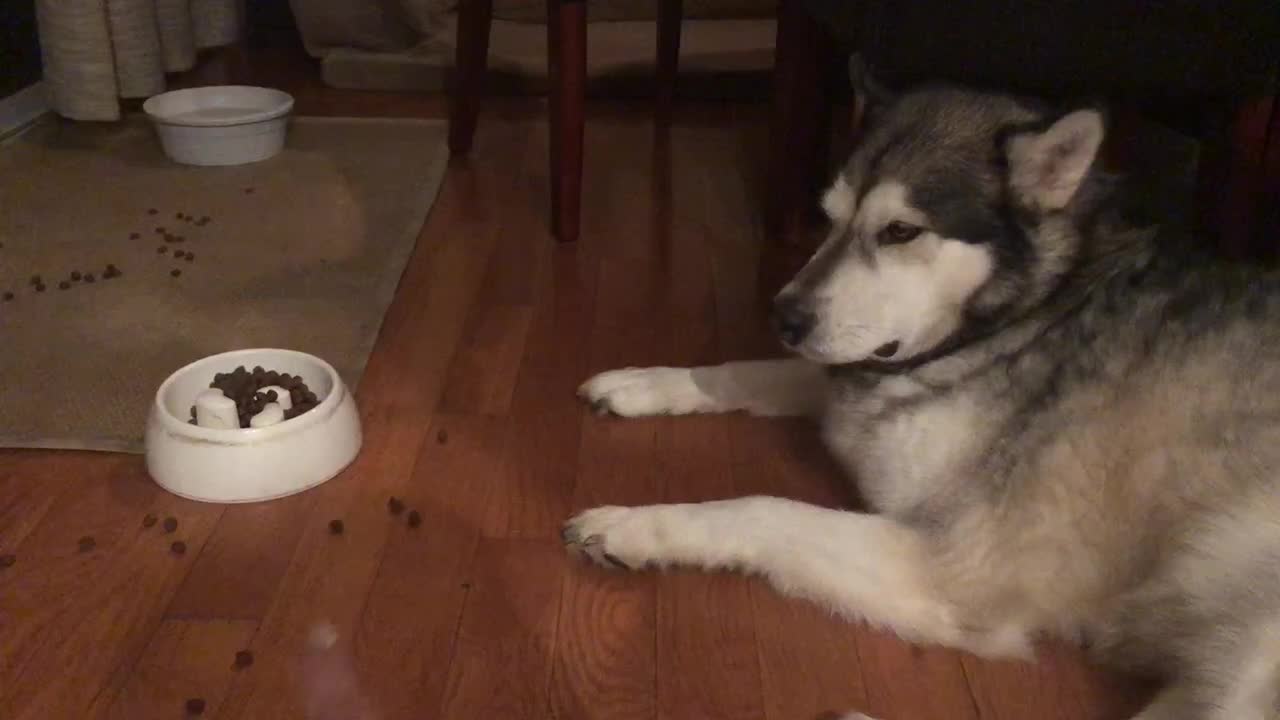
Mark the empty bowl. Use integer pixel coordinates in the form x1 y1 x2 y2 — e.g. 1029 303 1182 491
145 348 362 503
142 85 294 166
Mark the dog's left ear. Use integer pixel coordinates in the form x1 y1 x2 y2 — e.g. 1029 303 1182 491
1005 109 1105 211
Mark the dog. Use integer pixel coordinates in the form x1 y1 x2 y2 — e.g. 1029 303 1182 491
563 62 1280 719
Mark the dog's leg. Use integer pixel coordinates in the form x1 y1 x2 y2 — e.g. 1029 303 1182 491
562 497 1028 656
578 359 825 417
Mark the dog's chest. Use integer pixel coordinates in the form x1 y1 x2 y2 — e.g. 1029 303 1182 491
823 376 993 517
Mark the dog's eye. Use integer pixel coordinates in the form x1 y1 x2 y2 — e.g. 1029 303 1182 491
880 221 922 245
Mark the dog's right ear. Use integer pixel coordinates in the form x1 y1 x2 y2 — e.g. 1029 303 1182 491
849 55 895 112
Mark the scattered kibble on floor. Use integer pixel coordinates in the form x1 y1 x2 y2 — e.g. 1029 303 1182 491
387 496 405 515
407 510 422 528
185 697 205 715
142 514 157 528
328 519 344 535
170 541 187 555
163 517 178 533
234 649 254 668
0 554 15 568
77 536 96 552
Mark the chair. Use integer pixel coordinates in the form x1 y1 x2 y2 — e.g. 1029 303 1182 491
448 0 686 243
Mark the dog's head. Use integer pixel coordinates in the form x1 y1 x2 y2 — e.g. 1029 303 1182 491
775 71 1106 366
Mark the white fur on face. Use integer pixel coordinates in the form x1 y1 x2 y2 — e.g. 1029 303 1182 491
790 181 994 364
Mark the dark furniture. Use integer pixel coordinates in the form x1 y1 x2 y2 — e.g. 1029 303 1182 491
449 0 685 243
768 0 1280 260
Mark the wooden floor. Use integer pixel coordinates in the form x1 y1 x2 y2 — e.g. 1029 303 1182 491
0 54 1149 720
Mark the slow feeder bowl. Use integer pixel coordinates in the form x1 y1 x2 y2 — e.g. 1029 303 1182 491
142 85 293 166
145 348 361 503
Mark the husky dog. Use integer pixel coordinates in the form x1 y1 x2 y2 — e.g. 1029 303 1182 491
564 64 1280 719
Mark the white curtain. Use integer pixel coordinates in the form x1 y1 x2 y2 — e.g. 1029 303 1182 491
36 0 243 121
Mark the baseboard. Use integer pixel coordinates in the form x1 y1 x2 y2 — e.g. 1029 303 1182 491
0 82 50 139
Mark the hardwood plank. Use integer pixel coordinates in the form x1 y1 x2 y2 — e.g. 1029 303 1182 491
962 642 1149 720
0 452 80 553
215 109 533 720
165 495 315 620
103 619 257 720
437 539 565 719
211 417 430 719
549 204 663 720
0 458 224 720
353 414 507 720
653 169 764 720
856 633 980 720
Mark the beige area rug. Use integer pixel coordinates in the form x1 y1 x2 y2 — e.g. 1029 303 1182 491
0 116 447 453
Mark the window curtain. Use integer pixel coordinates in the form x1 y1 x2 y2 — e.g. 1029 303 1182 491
36 0 242 121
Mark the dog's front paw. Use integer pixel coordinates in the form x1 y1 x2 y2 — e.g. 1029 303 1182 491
562 506 665 570
577 367 708 417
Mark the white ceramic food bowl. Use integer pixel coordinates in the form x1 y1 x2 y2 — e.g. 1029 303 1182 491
145 349 362 503
142 85 294 166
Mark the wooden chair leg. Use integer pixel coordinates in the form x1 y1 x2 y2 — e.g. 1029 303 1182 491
764 0 835 249
655 0 683 126
1197 95 1276 260
448 0 493 155
548 0 587 243
1259 96 1280 257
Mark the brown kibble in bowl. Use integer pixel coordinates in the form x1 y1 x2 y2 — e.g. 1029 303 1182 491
147 208 158 215
171 269 182 278
58 281 70 290
130 232 140 240
2 292 13 301
84 273 95 283
158 246 167 254
70 271 81 281
185 253 195 263
34 283 45 292
163 517 178 533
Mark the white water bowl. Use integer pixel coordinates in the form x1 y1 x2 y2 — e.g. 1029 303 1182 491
142 85 294 166
145 349 362 504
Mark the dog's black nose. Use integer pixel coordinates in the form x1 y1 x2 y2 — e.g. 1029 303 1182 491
772 296 816 347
